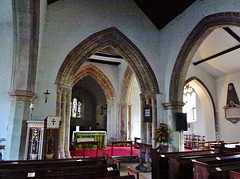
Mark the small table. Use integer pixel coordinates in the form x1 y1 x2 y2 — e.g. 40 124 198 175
111 140 133 156
75 141 99 158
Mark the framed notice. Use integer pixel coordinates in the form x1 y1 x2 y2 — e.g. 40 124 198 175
144 105 152 122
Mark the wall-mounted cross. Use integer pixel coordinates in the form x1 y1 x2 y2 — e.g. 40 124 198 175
44 90 51 103
51 119 56 125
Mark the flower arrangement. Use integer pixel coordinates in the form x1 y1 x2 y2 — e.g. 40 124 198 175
154 123 172 144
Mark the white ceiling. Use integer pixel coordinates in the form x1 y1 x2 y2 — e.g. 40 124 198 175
192 27 240 78
0 0 12 23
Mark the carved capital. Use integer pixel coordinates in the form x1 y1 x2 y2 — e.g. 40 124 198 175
162 101 185 110
8 90 36 102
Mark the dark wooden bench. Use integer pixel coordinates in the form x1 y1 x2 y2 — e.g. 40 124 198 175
0 157 120 179
229 169 240 179
151 148 222 179
169 152 240 179
193 160 240 179
127 166 139 179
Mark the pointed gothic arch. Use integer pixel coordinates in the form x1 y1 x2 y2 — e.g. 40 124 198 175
56 27 159 95
55 27 160 157
167 12 240 150
120 66 135 104
185 76 217 140
73 64 116 102
169 12 240 105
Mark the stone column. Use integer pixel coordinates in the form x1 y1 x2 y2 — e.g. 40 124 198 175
4 0 40 160
5 91 36 160
120 103 128 140
56 87 63 158
59 88 67 158
163 101 185 151
151 94 157 148
64 89 72 158
140 94 147 143
127 105 132 140
145 98 151 144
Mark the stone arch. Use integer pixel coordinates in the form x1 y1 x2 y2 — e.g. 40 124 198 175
167 12 240 150
169 12 240 105
56 27 160 150
73 64 116 102
120 66 135 104
185 76 217 140
56 27 159 96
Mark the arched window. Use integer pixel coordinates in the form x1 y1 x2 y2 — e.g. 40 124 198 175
71 97 82 118
183 84 197 123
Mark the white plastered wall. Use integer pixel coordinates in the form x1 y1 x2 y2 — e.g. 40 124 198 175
216 72 240 142
34 0 240 143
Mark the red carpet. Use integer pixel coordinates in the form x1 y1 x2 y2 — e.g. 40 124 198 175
70 146 140 158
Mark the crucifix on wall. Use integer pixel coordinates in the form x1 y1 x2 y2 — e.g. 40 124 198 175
44 90 51 103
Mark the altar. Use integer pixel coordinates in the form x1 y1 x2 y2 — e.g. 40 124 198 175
72 131 107 149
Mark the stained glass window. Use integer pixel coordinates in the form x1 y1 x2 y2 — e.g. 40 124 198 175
183 84 197 123
71 98 82 118
77 101 82 118
72 98 77 118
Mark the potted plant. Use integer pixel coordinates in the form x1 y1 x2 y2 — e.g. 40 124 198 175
154 123 172 151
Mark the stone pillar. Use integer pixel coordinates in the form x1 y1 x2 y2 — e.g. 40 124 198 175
145 98 151 144
140 95 147 143
5 91 36 160
120 103 128 140
4 0 40 160
56 87 63 158
64 90 71 158
163 101 185 151
127 105 132 140
60 88 67 159
151 94 157 148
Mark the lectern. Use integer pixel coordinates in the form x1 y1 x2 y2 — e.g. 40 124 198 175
44 116 60 159
25 116 60 160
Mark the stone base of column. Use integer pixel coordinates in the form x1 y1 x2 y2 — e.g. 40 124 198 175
59 152 66 159
65 151 72 158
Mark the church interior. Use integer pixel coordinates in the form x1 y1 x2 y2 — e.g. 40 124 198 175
1 0 240 178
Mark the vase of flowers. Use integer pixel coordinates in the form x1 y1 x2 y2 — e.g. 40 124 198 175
154 123 172 152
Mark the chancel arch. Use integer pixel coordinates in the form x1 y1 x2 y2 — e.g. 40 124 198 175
73 64 117 136
56 27 160 158
166 12 240 151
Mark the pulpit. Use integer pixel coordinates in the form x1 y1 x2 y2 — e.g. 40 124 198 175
25 116 60 160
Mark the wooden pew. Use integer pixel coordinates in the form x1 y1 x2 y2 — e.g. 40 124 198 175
151 148 222 179
169 152 240 179
229 169 240 179
127 166 139 179
0 157 119 179
193 160 240 179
